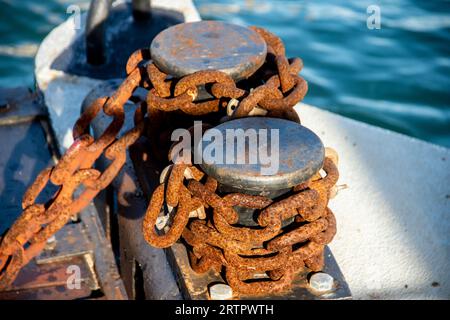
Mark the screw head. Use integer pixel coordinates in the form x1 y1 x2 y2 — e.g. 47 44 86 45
309 272 334 293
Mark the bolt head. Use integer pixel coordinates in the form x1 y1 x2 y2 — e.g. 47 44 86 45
45 235 57 251
309 272 334 293
209 283 233 300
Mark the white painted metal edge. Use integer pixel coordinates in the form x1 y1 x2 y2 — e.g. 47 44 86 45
298 103 449 299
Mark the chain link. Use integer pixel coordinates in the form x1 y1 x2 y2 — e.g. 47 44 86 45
142 154 338 295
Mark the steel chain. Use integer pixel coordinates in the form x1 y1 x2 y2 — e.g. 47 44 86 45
143 154 338 295
0 26 336 296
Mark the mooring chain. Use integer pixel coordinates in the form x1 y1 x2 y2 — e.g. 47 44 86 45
0 26 322 293
127 26 308 119
142 150 338 295
0 69 147 289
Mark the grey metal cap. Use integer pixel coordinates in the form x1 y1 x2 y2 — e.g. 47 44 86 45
150 21 267 81
196 117 324 192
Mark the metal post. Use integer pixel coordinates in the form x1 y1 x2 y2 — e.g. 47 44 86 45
132 0 152 22
86 0 112 65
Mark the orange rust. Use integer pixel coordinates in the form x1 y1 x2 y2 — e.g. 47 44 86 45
125 48 151 75
0 25 339 296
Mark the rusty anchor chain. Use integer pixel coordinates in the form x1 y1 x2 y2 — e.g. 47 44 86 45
0 24 338 296
143 153 339 296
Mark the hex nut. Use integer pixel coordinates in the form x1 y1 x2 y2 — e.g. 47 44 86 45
309 272 334 293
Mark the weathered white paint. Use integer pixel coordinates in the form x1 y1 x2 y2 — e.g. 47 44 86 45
35 0 450 300
298 103 450 299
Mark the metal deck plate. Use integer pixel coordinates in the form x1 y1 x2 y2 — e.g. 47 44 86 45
169 242 351 300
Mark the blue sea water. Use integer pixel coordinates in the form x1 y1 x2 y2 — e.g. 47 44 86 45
0 0 449 147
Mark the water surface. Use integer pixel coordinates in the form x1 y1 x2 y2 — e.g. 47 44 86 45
0 0 449 147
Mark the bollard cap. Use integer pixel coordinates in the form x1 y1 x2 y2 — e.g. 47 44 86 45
150 21 267 81
196 117 324 192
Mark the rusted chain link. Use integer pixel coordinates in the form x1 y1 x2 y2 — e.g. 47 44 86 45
142 151 339 296
0 25 333 296
0 69 147 290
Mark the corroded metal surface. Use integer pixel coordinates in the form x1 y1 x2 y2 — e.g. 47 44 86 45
131 139 350 300
0 87 126 299
0 256 94 300
154 157 339 296
170 242 351 300
0 71 146 289
198 117 325 192
0 22 341 297
150 21 267 80
80 80 181 300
